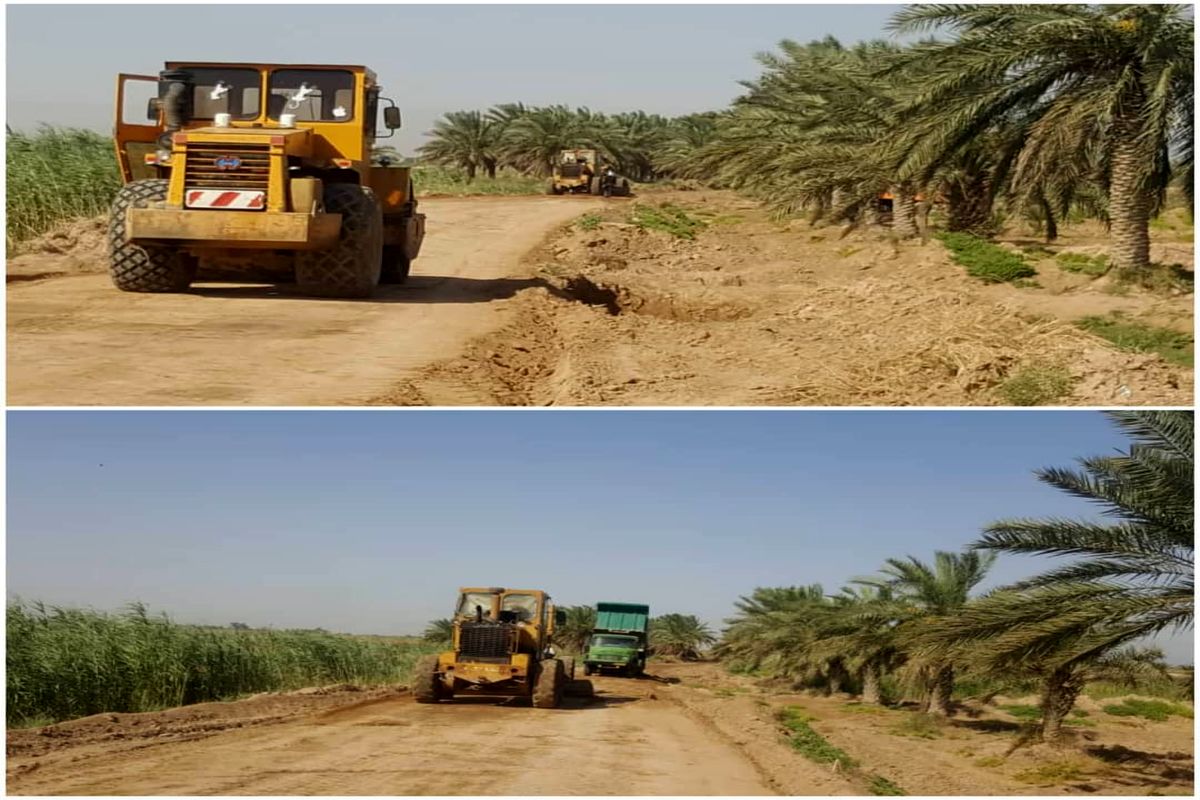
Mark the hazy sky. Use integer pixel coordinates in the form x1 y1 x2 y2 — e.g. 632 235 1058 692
7 409 1192 664
6 4 903 154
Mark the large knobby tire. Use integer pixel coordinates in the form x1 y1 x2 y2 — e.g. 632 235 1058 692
411 656 444 704
533 658 564 708
583 662 594 677
295 183 382 298
108 179 195 293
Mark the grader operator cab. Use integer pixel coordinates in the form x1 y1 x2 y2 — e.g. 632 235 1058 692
413 587 590 708
111 63 425 298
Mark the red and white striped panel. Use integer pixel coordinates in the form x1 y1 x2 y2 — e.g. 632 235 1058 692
185 190 265 210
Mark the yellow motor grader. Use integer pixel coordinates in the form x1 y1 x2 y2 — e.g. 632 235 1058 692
413 587 590 708
111 63 425 298
549 149 630 197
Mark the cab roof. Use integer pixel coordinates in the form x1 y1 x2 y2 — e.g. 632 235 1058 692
165 62 376 82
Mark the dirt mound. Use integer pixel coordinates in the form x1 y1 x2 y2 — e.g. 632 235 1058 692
6 684 402 759
377 192 1192 406
8 217 108 283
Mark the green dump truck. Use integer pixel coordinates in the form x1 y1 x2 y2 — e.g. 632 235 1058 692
583 602 650 677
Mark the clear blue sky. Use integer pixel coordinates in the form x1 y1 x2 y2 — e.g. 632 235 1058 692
6 4 903 154
6 410 1192 664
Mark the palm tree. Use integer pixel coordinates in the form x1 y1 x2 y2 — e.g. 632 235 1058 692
815 586 906 705
858 550 995 715
889 4 1194 272
499 106 597 176
554 605 597 654
650 614 716 660
418 110 499 181
920 410 1193 741
422 618 453 645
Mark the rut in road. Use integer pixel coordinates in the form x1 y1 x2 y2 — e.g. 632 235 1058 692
6 197 599 406
7 678 774 796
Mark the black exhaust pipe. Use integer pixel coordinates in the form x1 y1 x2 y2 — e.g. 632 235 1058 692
156 69 192 149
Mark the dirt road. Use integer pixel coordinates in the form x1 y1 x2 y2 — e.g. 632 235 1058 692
7 197 597 406
7 675 775 796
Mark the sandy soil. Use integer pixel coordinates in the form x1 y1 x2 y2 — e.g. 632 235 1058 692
376 191 1193 406
7 197 599 406
8 192 1192 406
9 664 1190 796
6 675 779 796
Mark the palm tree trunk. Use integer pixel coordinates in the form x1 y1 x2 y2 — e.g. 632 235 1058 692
483 158 498 180
1108 111 1151 272
947 176 993 235
465 163 477 183
928 663 955 717
894 185 918 239
860 663 883 705
1039 666 1083 743
1038 192 1058 242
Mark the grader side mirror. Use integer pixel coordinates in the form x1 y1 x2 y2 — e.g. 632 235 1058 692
383 106 401 130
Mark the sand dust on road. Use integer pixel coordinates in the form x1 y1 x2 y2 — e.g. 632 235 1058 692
7 197 598 406
6 676 775 796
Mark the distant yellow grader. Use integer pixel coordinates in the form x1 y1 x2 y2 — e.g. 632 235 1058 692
550 149 630 197
111 63 425 297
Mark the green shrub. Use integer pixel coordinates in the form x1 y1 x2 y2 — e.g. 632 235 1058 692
890 712 944 739
999 365 1073 405
1102 698 1193 721
1055 252 1110 276
6 600 436 726
1076 314 1194 367
868 775 906 795
576 213 603 231
936 232 1036 283
630 203 708 239
411 165 543 196
777 706 857 768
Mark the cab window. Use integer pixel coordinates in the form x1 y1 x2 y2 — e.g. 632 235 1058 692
268 69 355 122
456 592 495 618
500 593 538 623
175 67 261 120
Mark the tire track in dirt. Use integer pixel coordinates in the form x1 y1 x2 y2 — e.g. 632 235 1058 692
7 677 778 796
6 197 599 406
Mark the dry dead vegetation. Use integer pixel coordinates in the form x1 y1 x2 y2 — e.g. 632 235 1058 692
376 189 1192 406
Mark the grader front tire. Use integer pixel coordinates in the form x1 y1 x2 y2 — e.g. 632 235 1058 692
108 179 195 293
412 656 444 704
533 659 564 708
295 184 383 298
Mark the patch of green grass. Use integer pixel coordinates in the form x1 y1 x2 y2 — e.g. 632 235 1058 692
1012 278 1043 289
1112 262 1195 295
576 213 602 232
411 165 544 197
1102 698 1194 722
629 203 708 239
844 702 889 714
1000 704 1042 720
936 231 1037 283
868 774 906 795
1020 244 1055 258
999 364 1074 406
1076 314 1194 367
890 712 944 739
777 706 857 768
1086 677 1191 702
1012 759 1089 786
974 756 1006 768
1056 252 1111 276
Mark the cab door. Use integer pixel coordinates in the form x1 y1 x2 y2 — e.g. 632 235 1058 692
114 74 162 182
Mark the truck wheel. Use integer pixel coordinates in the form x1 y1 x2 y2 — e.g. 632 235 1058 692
295 184 382 298
560 657 576 681
547 182 561 196
379 245 411 284
412 656 444 704
533 659 564 708
108 179 195 293
583 663 594 676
